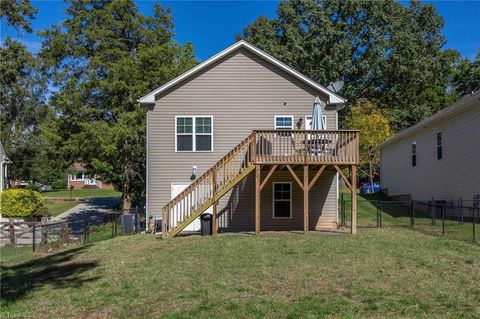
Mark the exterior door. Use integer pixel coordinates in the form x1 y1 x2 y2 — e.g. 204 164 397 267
171 182 212 232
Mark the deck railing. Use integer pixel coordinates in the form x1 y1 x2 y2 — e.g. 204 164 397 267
254 130 359 165
162 130 359 237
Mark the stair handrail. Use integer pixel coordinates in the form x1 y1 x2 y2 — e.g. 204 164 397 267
162 132 256 234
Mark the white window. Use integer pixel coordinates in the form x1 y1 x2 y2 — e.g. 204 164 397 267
274 116 294 130
273 182 292 218
305 115 327 130
175 116 213 152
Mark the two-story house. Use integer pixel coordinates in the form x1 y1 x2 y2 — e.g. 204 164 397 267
139 41 359 238
379 90 480 203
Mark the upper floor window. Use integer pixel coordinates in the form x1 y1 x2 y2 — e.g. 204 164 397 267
176 116 213 152
437 132 442 160
411 141 417 167
305 115 327 130
274 116 293 130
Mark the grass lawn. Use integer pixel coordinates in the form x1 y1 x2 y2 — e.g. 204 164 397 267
1 230 480 318
340 188 478 243
44 199 79 217
42 188 121 198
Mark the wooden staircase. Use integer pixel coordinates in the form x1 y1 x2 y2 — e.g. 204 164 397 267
161 129 360 238
162 132 256 238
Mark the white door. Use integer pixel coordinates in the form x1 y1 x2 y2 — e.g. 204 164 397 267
171 182 213 232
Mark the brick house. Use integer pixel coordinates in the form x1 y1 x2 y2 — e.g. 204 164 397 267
67 163 114 190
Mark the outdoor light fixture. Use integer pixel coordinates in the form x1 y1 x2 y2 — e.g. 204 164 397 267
191 165 198 180
297 117 303 129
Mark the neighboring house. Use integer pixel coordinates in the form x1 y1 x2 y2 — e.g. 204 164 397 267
0 141 10 191
67 163 114 190
139 40 359 238
379 90 480 203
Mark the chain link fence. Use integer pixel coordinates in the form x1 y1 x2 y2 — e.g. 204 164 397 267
0 208 146 255
339 193 480 243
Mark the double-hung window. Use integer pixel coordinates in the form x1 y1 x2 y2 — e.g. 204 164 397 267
176 116 213 152
274 116 294 130
411 141 417 167
273 182 292 218
436 132 442 160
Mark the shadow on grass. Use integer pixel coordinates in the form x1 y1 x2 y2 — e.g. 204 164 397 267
1 246 100 303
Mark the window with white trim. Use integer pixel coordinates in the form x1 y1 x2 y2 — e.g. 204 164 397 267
273 182 292 218
274 116 294 130
176 116 213 152
305 115 327 130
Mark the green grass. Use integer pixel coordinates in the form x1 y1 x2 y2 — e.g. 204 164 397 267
340 188 478 244
2 190 479 318
1 230 480 318
44 199 79 217
41 188 121 198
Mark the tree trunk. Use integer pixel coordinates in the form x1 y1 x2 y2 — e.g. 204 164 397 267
122 163 133 211
369 161 374 194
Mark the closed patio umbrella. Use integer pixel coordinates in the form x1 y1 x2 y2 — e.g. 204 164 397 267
311 97 325 130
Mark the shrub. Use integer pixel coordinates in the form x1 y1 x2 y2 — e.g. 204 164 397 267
26 183 40 192
0 189 49 218
52 179 67 190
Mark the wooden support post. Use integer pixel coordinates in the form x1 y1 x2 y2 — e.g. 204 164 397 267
351 165 357 234
162 207 167 239
212 169 217 236
255 164 261 235
303 165 309 235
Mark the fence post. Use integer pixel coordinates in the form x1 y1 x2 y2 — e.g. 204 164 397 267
461 198 464 225
9 218 15 246
378 200 383 228
376 200 380 227
32 224 36 252
83 218 89 245
410 200 415 227
112 211 117 238
442 203 446 236
473 207 477 242
430 198 435 226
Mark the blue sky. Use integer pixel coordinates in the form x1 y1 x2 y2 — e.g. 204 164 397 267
1 1 479 61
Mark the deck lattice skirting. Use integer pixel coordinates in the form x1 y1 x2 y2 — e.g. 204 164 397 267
162 130 360 238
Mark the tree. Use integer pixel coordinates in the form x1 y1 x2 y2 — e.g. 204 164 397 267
0 38 61 185
239 0 456 131
345 101 392 192
40 1 197 209
0 0 37 33
452 50 480 97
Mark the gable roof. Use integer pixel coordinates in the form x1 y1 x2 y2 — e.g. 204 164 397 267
138 40 346 107
379 89 480 148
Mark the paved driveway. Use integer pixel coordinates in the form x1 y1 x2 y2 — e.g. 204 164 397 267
52 197 120 233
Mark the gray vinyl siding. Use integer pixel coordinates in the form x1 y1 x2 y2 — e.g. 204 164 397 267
217 170 337 231
380 104 480 201
147 47 338 229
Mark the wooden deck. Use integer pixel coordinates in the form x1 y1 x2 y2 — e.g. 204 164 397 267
162 130 359 238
